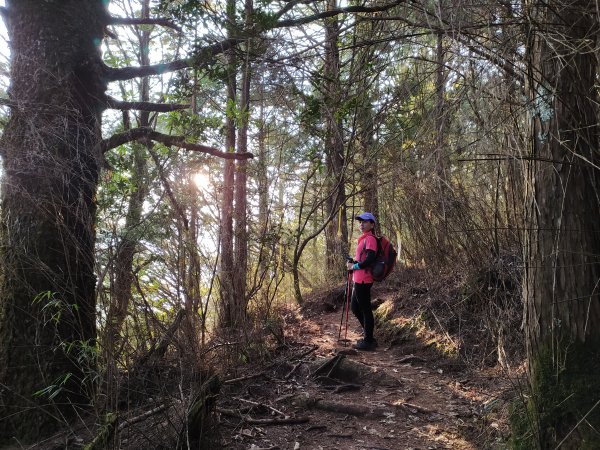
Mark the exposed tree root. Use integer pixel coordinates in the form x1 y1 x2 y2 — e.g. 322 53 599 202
292 393 401 418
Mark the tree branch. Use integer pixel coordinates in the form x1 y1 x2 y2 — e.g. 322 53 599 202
105 96 189 112
105 38 240 81
105 0 404 82
110 16 182 31
275 0 406 28
99 127 253 160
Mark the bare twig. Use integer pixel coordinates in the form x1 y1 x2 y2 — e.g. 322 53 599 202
284 361 302 379
234 397 287 417
245 416 310 426
110 16 182 31
216 407 309 426
223 372 265 384
117 404 169 431
275 0 407 28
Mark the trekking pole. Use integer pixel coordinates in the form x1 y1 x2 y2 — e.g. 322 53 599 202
338 272 349 341
344 270 352 345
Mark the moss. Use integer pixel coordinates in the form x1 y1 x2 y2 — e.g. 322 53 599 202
509 397 536 449
83 413 118 450
510 335 600 449
373 301 413 343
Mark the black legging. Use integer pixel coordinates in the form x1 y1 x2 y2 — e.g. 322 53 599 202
350 282 374 341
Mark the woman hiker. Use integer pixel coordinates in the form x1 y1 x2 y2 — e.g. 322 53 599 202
346 212 378 351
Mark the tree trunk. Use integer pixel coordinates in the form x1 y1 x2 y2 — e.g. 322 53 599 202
0 0 107 443
323 0 348 279
232 0 253 326
219 0 237 329
521 1 600 447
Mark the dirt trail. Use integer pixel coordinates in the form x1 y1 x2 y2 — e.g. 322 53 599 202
220 303 511 449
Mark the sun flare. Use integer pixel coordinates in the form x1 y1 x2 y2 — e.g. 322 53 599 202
192 172 210 191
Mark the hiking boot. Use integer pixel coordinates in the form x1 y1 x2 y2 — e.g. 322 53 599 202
356 338 378 347
353 339 376 351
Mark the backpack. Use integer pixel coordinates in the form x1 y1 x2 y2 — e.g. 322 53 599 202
363 235 398 281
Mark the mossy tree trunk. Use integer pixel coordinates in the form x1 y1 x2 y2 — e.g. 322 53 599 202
522 0 600 447
0 0 107 444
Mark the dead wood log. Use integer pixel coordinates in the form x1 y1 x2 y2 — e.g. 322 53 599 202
177 375 221 450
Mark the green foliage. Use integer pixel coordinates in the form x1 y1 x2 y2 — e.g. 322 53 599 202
33 291 79 326
156 0 210 23
33 373 73 401
251 10 278 30
164 111 221 140
299 95 321 129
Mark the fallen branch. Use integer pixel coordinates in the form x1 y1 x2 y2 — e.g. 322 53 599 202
394 401 432 414
216 407 309 426
398 354 426 364
234 397 286 417
216 406 252 417
284 361 302 379
245 416 310 426
295 344 318 360
223 372 265 385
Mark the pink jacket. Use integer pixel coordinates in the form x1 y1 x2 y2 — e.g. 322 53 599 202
353 231 378 284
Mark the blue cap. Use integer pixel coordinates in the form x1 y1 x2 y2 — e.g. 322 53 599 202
356 212 376 223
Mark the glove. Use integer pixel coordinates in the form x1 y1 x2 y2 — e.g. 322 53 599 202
352 262 360 270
